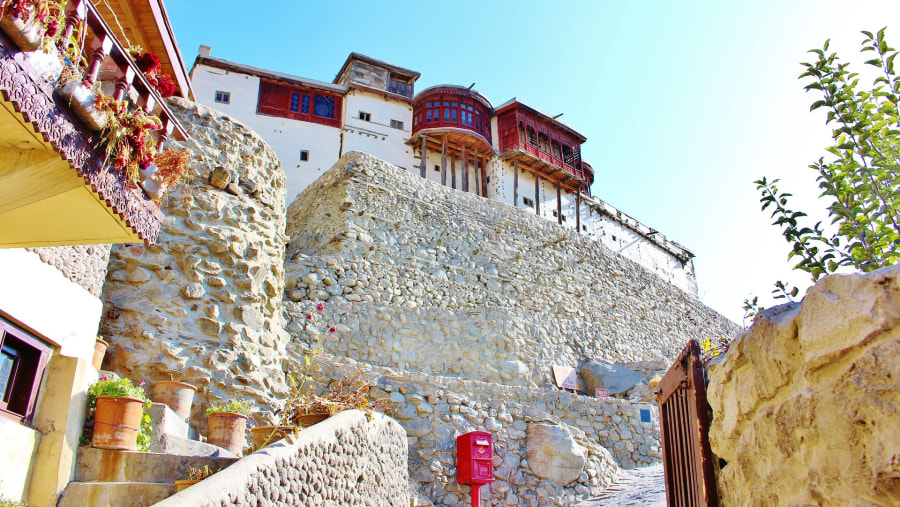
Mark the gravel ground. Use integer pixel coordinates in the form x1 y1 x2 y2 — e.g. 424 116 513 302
576 464 666 507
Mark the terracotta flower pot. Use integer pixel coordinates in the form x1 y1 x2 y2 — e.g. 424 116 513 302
92 395 144 450
152 381 196 421
0 14 42 52
294 412 330 428
174 479 199 492
207 412 249 456
250 425 295 450
92 337 109 370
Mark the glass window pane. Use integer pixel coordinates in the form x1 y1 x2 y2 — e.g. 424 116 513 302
0 348 16 402
301 95 310 114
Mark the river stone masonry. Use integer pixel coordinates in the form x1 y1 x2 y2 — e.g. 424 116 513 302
283 152 740 385
26 245 112 297
99 97 290 429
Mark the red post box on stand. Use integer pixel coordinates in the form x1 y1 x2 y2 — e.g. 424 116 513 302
457 431 494 507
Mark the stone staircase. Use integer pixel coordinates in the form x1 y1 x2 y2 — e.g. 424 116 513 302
58 403 239 507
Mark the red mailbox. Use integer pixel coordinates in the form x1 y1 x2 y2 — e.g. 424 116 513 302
457 431 494 485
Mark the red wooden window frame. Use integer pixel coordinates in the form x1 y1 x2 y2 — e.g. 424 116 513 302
257 81 342 128
413 90 492 143
0 317 51 423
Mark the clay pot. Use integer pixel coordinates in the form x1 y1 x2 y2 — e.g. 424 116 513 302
174 479 199 492
152 381 196 421
0 15 43 52
250 425 295 450
207 412 249 456
294 412 330 428
92 396 145 450
92 337 109 370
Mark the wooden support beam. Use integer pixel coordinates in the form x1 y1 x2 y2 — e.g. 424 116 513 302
557 182 562 225
451 156 456 190
576 188 581 234
480 154 488 198
441 135 447 186
535 175 540 215
463 149 469 192
419 135 427 178
513 160 519 207
474 151 481 197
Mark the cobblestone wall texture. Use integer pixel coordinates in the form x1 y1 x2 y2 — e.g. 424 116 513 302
99 98 290 429
26 245 111 297
283 152 740 386
155 410 409 507
708 265 900 506
310 356 660 506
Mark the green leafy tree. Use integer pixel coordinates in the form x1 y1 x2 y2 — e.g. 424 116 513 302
745 28 900 319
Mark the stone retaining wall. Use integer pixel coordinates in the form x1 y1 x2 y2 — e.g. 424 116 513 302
155 410 409 507
707 265 900 506
283 153 740 387
26 245 111 297
312 356 659 507
99 98 290 429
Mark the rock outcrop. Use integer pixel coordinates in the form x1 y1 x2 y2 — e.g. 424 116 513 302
708 265 900 506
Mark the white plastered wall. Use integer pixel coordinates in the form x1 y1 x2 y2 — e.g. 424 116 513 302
191 64 342 203
341 91 415 171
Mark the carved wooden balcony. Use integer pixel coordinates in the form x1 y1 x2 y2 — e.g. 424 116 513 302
0 0 189 248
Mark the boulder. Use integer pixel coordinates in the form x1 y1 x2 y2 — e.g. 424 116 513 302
525 424 585 485
578 359 643 395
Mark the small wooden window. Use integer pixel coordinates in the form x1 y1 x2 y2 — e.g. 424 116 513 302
434 165 440 172
214 91 230 104
0 318 51 422
359 111 371 121
300 150 309 162
390 119 404 130
522 197 534 208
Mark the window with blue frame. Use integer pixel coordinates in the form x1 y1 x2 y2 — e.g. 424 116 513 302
290 93 300 112
301 95 310 114
314 95 335 119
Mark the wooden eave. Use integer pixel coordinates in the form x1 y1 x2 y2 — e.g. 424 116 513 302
347 83 413 104
500 148 587 193
0 38 162 246
94 0 193 100
409 128 496 158
495 99 586 144
195 56 347 96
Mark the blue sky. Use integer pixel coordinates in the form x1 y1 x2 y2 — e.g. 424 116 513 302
166 1 900 323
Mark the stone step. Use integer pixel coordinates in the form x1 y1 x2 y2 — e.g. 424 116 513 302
146 402 199 442
75 446 238 483
58 482 176 507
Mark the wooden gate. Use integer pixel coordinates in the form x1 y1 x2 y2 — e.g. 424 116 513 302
656 340 719 506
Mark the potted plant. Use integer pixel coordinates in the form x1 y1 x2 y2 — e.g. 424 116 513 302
0 0 64 52
91 336 109 370
152 376 196 422
87 376 151 451
206 400 251 456
174 465 218 492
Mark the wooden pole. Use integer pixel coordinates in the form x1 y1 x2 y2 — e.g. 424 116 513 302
451 156 457 190
557 182 562 225
535 175 540 215
463 148 469 192
576 188 581 234
480 154 488 197
474 151 481 197
419 135 427 178
441 135 448 186
513 160 519 207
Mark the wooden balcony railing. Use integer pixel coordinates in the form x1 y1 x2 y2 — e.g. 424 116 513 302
510 141 587 181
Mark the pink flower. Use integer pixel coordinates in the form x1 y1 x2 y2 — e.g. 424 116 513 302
329 326 337 334
99 376 108 381
305 314 312 320
139 381 146 387
316 303 324 312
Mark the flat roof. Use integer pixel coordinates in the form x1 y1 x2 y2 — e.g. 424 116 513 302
333 52 421 84
194 55 348 94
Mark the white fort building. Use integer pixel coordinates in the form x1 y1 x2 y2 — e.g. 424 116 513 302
190 48 698 294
